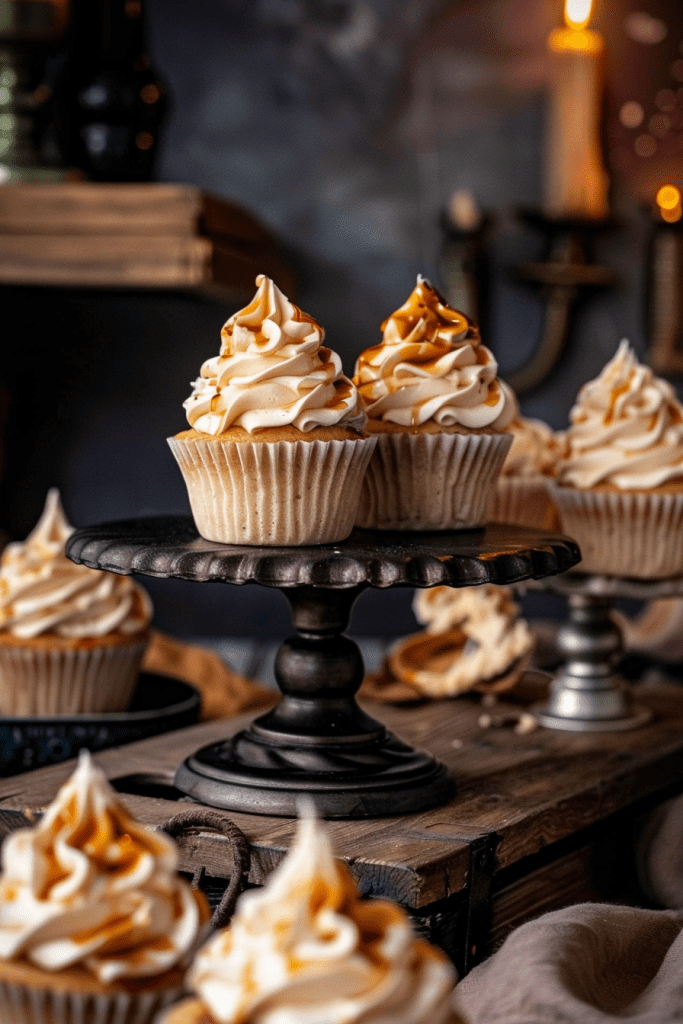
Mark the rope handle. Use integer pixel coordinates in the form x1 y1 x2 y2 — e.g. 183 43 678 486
160 809 251 929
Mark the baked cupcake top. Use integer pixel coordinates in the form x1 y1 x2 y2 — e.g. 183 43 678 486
353 276 513 430
0 489 151 640
0 750 208 982
183 809 456 1024
501 396 562 478
183 275 366 436
558 340 683 490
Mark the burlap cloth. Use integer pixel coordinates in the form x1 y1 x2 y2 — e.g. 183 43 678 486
142 630 275 720
454 793 683 1023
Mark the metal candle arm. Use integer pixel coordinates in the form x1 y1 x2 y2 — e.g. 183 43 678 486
506 212 617 395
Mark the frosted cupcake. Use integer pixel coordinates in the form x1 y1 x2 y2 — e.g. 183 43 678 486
353 276 513 530
389 585 534 697
550 340 683 578
160 809 461 1024
491 398 562 530
0 489 152 715
0 750 209 1024
169 275 375 546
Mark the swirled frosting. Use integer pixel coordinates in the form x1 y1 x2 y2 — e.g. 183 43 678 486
558 341 683 489
500 394 561 477
353 276 513 430
0 489 151 640
183 275 366 435
0 751 207 983
394 585 533 695
187 810 456 1024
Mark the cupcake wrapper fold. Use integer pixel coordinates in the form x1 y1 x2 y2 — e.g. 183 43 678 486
549 485 683 578
0 638 148 716
0 977 180 1024
168 435 376 546
491 476 561 532
356 431 511 530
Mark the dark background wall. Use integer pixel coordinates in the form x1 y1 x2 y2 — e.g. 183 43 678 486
1 0 681 636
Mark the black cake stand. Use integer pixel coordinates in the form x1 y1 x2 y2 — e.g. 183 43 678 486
66 519 580 818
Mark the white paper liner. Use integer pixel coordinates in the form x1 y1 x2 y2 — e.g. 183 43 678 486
356 431 512 530
549 485 683 578
0 975 181 1024
168 435 376 546
0 637 148 716
491 476 561 531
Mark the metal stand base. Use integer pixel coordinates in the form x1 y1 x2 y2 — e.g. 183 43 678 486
534 581 653 732
534 704 651 733
175 728 453 818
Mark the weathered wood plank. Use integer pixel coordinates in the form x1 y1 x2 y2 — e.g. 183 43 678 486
1 686 681 908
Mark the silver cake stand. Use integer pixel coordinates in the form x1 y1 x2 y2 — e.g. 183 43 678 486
531 573 683 732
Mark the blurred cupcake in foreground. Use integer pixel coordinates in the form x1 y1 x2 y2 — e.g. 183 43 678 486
490 397 563 531
0 489 152 715
160 808 461 1024
388 585 534 697
169 275 375 546
0 750 209 1024
353 276 514 530
550 341 683 578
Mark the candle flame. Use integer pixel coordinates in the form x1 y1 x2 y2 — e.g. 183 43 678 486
657 185 681 211
564 0 593 30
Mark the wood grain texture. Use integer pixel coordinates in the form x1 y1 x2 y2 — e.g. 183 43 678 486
0 183 295 298
1 686 681 908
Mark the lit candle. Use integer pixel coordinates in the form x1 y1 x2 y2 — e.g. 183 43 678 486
544 0 609 220
656 184 682 224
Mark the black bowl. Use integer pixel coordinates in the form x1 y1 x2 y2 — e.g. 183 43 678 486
0 673 200 776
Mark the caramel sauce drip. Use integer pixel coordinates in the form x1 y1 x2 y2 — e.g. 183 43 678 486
221 292 322 354
355 278 480 388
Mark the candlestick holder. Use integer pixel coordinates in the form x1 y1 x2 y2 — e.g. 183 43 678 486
438 210 491 341
531 572 683 732
506 210 617 394
646 215 683 376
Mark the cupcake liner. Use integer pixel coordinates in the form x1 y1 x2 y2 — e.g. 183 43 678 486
491 476 561 531
0 976 180 1024
356 431 511 530
0 636 148 716
549 484 683 578
168 435 376 546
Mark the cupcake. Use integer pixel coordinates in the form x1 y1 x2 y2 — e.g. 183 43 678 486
490 396 563 531
160 809 461 1024
388 584 534 697
169 275 375 546
550 340 683 578
353 276 513 530
0 489 152 715
0 750 209 1024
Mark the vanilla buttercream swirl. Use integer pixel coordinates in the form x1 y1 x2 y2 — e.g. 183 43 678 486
0 490 151 639
188 811 456 1024
0 751 206 983
353 276 513 430
502 415 561 477
558 340 683 489
401 585 533 695
183 275 366 435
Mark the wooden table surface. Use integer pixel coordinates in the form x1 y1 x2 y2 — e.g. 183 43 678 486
0 682 681 911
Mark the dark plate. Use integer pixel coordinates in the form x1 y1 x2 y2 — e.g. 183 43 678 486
0 673 200 777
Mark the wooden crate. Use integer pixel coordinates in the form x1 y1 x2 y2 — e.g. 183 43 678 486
1 684 681 977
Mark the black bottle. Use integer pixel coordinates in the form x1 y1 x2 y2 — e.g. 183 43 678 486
57 0 168 181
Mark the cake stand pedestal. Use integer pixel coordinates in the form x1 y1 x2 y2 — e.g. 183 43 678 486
533 573 683 732
67 518 579 818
